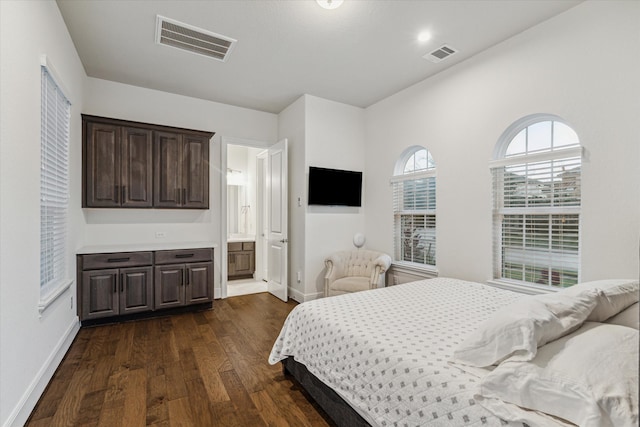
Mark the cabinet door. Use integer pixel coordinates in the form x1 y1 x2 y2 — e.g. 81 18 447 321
85 122 121 207
154 131 183 208
120 266 154 314
154 264 185 309
121 127 153 207
82 269 119 320
186 262 213 304
233 252 254 277
182 135 210 209
228 253 237 278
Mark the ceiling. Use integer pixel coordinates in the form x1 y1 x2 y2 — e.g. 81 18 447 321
56 0 581 114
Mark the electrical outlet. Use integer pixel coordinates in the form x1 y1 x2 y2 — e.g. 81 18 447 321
70 296 73 309
297 271 301 283
155 231 167 238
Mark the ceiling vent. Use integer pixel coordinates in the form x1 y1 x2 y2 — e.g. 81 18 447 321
155 15 236 62
423 44 458 63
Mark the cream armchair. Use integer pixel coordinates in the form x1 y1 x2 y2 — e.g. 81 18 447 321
324 250 392 297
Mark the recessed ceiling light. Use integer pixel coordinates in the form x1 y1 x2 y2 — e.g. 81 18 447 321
417 31 432 43
316 0 344 10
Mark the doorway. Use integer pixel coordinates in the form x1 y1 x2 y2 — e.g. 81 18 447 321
225 142 268 297
221 137 289 301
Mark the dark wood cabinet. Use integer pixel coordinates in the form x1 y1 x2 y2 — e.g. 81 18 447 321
154 132 209 208
121 127 154 207
78 252 154 320
154 248 213 309
82 115 213 209
84 121 153 208
77 247 214 324
228 241 255 280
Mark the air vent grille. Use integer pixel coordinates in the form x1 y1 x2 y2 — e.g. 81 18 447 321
423 44 458 63
155 16 236 62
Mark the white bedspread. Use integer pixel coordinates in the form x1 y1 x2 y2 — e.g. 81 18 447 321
269 277 529 427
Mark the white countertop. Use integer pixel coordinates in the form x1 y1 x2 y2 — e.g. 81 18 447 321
227 234 256 243
77 241 218 254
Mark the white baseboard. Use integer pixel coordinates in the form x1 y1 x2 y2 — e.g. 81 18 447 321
288 287 323 303
5 318 80 427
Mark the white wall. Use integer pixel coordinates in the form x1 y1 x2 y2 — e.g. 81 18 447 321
82 78 278 298
364 0 640 283
304 95 366 298
278 96 306 300
0 1 86 426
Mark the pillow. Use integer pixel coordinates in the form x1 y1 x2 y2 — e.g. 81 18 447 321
476 322 639 427
452 290 598 367
561 279 639 321
606 302 639 330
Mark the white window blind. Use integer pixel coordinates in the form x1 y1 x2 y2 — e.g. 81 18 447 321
491 118 581 288
392 148 436 267
40 66 71 298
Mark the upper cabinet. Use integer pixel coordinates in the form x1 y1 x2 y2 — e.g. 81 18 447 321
84 121 153 207
82 115 214 209
153 132 209 209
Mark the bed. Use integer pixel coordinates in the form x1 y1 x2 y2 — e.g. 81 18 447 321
269 277 639 427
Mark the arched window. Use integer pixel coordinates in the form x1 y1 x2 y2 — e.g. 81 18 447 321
490 115 582 288
391 146 436 267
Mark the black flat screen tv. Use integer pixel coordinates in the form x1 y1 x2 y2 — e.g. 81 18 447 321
308 166 362 207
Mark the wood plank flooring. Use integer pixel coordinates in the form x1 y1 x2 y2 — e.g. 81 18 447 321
26 293 333 427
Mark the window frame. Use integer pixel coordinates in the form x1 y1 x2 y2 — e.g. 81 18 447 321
490 114 582 291
391 146 437 272
39 56 72 312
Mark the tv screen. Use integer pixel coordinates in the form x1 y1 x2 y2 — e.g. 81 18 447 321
308 166 362 207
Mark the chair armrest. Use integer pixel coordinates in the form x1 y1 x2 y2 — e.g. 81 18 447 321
324 254 346 296
368 253 392 289
373 253 392 273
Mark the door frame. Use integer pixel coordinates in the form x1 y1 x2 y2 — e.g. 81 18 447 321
220 136 270 299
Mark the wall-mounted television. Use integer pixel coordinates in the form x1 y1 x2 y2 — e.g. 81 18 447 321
308 166 362 207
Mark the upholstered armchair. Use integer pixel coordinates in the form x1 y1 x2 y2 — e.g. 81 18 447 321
324 250 392 297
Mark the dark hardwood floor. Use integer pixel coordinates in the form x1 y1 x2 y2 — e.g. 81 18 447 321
26 292 333 427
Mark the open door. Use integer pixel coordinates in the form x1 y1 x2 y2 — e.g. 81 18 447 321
267 139 288 302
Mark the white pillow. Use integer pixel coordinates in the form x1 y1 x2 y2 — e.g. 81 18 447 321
606 302 639 330
452 290 598 367
561 279 639 321
476 322 639 427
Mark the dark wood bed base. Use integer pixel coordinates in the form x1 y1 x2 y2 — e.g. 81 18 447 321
282 357 371 427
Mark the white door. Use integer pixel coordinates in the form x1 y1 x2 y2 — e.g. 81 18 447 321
255 150 268 282
267 139 288 302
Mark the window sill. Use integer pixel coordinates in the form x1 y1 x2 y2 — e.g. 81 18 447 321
39 279 73 315
486 279 560 295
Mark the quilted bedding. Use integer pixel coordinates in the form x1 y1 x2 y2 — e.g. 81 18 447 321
269 277 530 427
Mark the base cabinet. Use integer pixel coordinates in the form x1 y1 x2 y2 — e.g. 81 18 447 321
77 247 214 323
154 248 214 309
81 266 154 320
155 262 213 309
228 242 255 280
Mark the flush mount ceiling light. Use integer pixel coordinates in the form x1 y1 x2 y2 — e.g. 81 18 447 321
316 0 344 10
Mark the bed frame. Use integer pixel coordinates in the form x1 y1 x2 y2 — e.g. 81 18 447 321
282 357 371 427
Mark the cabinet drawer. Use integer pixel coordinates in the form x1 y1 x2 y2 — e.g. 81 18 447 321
81 252 153 270
155 248 213 265
228 242 243 252
242 242 255 251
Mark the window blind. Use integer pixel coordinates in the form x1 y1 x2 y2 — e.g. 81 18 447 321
40 66 71 297
392 170 436 267
491 148 581 287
